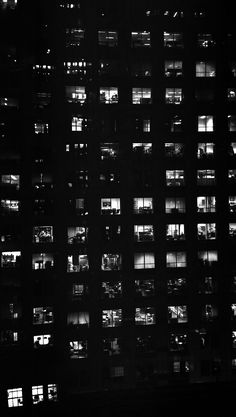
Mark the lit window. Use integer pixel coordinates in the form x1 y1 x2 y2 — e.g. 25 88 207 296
230 62 236 77
67 311 89 326
228 88 236 102
69 340 88 358
98 30 118 47
100 87 118 104
165 88 182 104
165 143 184 157
100 143 119 159
33 64 54 76
48 384 58 402
166 252 187 268
67 254 89 272
228 115 236 131
196 61 216 77
101 254 122 271
65 86 86 104
1 199 19 213
170 115 183 132
65 28 84 47
164 60 183 77
1 251 21 268
198 250 218 266
165 197 185 213
133 197 153 214
71 116 90 131
168 305 188 323
197 33 215 48
143 119 151 132
134 252 155 269
67 226 87 244
197 196 216 212
131 31 151 47
101 282 122 298
164 32 183 48
33 335 52 347
33 226 53 243
34 122 49 134
7 388 23 408
229 223 236 238
135 307 155 325
0 330 19 345
132 143 152 156
33 307 53 325
166 170 185 186
198 115 214 131
229 170 236 182
166 224 185 240
101 198 120 215
197 223 216 240
32 386 44 405
197 143 214 158
134 225 154 242
167 278 186 295
32 253 54 270
103 337 121 356
63 60 92 77
132 87 152 104
102 309 122 327
197 170 215 185
229 197 236 212
229 143 236 155
163 10 184 18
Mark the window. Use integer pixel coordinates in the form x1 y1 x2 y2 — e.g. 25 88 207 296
134 252 155 269
229 223 236 238
7 388 23 408
198 276 217 294
63 60 92 77
166 224 185 240
65 28 84 47
133 197 153 214
229 143 236 156
135 307 155 325
168 305 188 323
67 254 89 272
198 115 214 132
0 174 19 190
102 225 121 242
99 60 123 76
67 311 89 326
131 31 151 47
33 64 54 77
229 170 236 183
33 335 52 348
196 61 216 77
170 115 183 132
134 225 154 242
98 31 118 47
164 32 183 47
103 337 121 356
33 199 54 216
65 86 86 104
0 330 19 345
69 340 88 358
101 282 122 298
59 1 80 8
165 88 182 104
33 92 51 109
1 251 21 268
164 60 183 77
101 198 120 215
66 143 88 157
32 253 54 270
32 173 53 191
195 88 215 102
197 170 215 185
197 223 216 240
71 116 91 131
197 33 216 48
202 304 218 321
136 336 155 353
100 143 119 159
197 143 214 158
166 252 187 268
33 226 53 243
197 196 216 212
110 366 124 378
165 197 185 213
33 307 53 324
228 115 236 131
135 279 154 297
228 88 236 102
34 122 49 134
72 283 88 299
132 143 152 156
165 143 184 157
102 309 122 327
170 333 187 351
101 254 122 271
166 170 185 186
32 386 44 405
48 385 58 402
132 88 152 104
167 278 186 295
67 226 87 244
229 197 236 214
131 62 151 77
100 87 118 104
1 199 19 213
198 250 218 266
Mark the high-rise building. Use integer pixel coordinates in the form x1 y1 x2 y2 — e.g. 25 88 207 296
1 0 236 414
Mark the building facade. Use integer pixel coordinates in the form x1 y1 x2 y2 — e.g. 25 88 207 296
1 0 236 412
